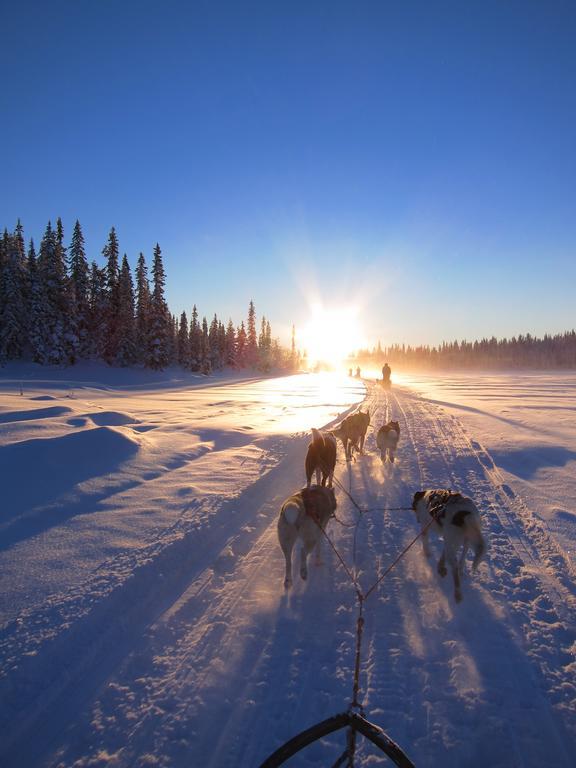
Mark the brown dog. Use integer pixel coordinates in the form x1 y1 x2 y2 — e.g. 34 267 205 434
305 428 337 487
332 409 370 461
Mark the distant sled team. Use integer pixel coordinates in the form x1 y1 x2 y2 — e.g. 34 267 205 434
277 400 486 602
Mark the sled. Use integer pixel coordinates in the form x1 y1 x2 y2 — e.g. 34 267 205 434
259 710 414 767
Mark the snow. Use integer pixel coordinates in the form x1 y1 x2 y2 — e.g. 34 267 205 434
0 363 574 767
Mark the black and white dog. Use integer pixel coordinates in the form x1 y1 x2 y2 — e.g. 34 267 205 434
278 486 337 589
305 428 337 488
376 420 400 463
412 489 487 602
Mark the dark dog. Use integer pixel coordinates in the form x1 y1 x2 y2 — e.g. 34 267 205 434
376 420 400 463
412 489 487 602
332 408 370 461
305 428 337 488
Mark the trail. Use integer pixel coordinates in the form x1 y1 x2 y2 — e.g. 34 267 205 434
1 378 574 767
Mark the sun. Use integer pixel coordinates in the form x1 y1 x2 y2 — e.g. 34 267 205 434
300 304 364 368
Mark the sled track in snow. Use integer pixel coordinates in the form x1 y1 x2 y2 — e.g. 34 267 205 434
2 381 574 767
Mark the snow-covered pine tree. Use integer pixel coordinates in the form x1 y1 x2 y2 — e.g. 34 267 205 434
27 239 48 363
135 252 151 365
225 318 236 368
290 324 297 370
208 313 221 370
56 218 79 364
68 220 91 359
201 315 210 373
167 313 178 365
271 337 284 369
115 255 137 366
246 300 258 368
37 221 69 364
147 243 170 369
236 321 247 367
0 227 28 362
188 305 201 371
217 319 226 368
177 310 189 367
88 261 108 360
258 315 272 371
102 227 121 363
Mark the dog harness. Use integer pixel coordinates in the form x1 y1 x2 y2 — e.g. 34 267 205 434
427 490 463 527
301 487 321 523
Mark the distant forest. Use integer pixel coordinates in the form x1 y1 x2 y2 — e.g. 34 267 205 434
353 332 576 370
0 219 298 372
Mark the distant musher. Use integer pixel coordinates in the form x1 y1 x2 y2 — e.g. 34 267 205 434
382 362 391 388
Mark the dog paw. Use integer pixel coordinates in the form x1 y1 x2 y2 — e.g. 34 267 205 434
437 564 447 578
455 590 463 603
300 568 308 581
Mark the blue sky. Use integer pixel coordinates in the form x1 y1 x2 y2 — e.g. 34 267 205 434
2 0 575 350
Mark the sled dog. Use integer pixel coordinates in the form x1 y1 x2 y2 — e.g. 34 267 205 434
305 428 337 488
376 421 400 463
278 486 337 589
332 409 370 461
412 489 487 602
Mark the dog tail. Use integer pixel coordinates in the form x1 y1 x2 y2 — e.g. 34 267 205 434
283 500 301 526
467 517 487 570
311 427 324 446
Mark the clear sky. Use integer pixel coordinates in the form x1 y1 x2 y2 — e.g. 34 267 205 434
2 0 575 351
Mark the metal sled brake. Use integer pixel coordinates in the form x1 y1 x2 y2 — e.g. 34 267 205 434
259 710 415 767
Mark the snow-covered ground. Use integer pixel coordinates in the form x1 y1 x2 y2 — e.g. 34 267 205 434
0 364 574 767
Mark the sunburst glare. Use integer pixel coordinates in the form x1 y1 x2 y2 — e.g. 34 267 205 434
300 304 365 368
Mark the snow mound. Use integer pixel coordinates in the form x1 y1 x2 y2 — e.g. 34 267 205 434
196 428 255 451
82 411 140 427
0 427 140 521
0 405 72 424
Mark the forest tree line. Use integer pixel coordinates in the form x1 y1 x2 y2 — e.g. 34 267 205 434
353 332 576 370
0 219 298 372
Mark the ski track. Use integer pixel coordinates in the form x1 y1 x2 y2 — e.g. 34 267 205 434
1 382 575 766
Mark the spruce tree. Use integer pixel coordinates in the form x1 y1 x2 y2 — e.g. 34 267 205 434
189 305 201 371
135 252 151 365
0 228 28 362
27 239 47 363
246 300 258 368
225 318 236 367
236 321 247 367
115 255 137 366
103 227 121 362
68 220 91 359
148 243 169 369
218 320 226 366
37 221 68 364
290 324 297 370
208 313 221 369
177 311 189 367
88 261 108 360
55 218 79 364
201 315 210 373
